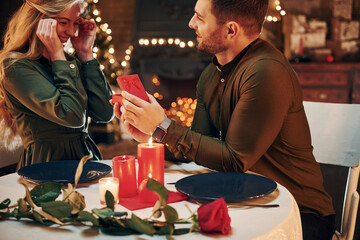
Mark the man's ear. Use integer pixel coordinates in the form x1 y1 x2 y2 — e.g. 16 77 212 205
226 21 242 39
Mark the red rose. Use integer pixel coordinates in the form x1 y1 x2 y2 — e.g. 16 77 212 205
197 198 231 234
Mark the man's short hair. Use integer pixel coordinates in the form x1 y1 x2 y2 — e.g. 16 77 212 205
211 0 269 37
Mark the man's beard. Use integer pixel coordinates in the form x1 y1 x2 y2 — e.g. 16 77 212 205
196 29 226 55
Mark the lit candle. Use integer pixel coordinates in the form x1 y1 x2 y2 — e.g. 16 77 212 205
138 173 159 203
137 137 164 187
98 177 119 204
112 155 137 198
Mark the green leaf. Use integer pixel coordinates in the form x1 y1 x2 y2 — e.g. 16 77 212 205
147 178 168 205
163 205 178 224
40 201 72 219
105 190 115 211
0 199 10 209
92 208 127 219
101 225 136 236
125 214 156 235
30 182 62 206
173 228 192 235
17 198 28 214
156 224 174 237
79 211 99 226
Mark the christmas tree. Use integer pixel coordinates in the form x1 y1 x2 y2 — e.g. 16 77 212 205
68 0 131 86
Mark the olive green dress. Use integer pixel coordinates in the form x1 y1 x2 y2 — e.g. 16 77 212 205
3 55 114 170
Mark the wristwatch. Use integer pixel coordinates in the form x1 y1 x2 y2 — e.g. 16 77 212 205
152 117 172 142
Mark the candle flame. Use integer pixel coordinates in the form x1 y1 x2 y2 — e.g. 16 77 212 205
148 173 152 178
148 137 153 145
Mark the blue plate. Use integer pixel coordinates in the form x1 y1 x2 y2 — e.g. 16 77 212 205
18 160 111 184
175 172 277 203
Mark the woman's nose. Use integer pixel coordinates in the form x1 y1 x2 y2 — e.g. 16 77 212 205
66 25 77 37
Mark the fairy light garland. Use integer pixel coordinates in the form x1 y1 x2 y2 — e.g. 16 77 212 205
266 0 286 22
138 38 195 49
69 1 284 126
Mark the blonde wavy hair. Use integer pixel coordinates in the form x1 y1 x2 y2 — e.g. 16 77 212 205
0 0 85 149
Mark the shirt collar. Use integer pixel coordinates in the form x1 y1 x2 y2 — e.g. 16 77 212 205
213 38 259 73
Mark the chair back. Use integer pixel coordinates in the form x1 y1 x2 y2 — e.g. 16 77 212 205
303 101 360 240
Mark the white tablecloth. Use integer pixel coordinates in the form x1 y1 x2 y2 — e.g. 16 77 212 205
0 160 302 240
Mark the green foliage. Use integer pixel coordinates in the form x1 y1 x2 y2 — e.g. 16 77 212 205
79 210 99 226
30 182 62 206
105 190 115 211
40 201 73 219
163 205 179 224
0 155 197 238
126 214 156 235
0 199 10 209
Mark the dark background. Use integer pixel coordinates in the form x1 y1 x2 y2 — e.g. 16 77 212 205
0 1 360 239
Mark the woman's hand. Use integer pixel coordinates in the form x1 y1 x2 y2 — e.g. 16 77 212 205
71 18 96 61
120 91 167 135
36 19 66 61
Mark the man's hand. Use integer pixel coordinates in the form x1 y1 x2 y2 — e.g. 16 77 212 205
112 101 150 143
120 91 167 135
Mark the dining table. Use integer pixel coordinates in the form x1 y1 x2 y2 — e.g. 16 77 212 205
0 160 302 240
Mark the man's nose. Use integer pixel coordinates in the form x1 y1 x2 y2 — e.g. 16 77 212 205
188 15 196 29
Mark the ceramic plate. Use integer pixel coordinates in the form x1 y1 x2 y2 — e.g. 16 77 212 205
175 172 277 203
18 160 111 183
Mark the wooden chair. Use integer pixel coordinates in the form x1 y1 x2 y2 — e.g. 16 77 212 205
303 101 360 240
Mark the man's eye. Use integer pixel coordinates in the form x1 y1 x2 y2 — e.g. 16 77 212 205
59 21 67 25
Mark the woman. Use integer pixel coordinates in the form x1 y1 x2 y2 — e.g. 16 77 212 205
0 0 114 170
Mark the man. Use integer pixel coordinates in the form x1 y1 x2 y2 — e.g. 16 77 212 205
114 0 335 239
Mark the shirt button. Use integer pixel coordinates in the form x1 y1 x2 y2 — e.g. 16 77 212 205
69 63 76 69
220 78 225 83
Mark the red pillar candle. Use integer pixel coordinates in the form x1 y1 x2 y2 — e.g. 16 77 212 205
137 140 164 187
138 175 159 204
112 155 137 198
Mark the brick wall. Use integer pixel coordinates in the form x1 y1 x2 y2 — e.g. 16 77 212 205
96 0 137 63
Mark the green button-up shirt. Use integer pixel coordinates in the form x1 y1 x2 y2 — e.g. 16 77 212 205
163 38 334 216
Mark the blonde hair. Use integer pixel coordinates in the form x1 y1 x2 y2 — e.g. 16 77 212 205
0 0 84 148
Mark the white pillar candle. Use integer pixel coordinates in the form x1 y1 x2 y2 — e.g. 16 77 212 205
99 177 119 204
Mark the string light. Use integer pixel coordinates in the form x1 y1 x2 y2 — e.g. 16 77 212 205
64 0 132 85
137 37 196 50
266 0 285 22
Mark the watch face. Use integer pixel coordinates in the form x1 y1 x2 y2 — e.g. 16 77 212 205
153 127 165 142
